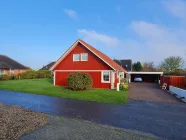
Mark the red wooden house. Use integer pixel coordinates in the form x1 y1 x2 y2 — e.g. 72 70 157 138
50 39 126 89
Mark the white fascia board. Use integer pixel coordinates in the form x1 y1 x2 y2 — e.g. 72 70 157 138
126 72 163 75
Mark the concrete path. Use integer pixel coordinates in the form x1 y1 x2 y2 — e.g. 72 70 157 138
129 83 182 103
0 90 186 140
20 116 158 140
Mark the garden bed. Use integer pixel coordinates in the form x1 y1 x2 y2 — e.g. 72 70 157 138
0 103 48 140
0 79 128 104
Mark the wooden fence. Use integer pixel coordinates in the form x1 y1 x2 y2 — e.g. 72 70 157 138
160 76 185 89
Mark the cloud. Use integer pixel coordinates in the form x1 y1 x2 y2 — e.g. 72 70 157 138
77 20 186 66
64 9 79 20
77 29 121 48
163 0 186 20
130 21 186 64
76 1 186 67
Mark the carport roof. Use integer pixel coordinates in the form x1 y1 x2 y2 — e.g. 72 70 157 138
126 72 163 75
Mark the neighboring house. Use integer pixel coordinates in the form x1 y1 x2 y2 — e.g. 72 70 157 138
50 39 126 89
40 62 56 70
114 59 132 72
0 55 29 75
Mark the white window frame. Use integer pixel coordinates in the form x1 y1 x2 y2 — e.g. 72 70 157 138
18 69 21 73
9 69 14 75
81 53 88 61
73 54 80 61
0 69 4 75
101 71 110 83
119 72 124 79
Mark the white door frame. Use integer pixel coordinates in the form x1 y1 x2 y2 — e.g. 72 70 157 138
111 71 115 89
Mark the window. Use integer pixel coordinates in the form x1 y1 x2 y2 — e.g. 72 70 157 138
0 70 4 75
18 70 21 73
101 71 110 83
120 72 124 79
81 53 88 61
73 54 80 61
9 69 14 75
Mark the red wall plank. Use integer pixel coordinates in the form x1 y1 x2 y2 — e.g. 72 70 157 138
55 72 111 89
54 43 112 70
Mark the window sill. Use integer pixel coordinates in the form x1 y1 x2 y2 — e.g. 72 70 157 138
101 81 110 83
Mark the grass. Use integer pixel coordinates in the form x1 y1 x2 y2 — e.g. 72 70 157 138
0 78 128 104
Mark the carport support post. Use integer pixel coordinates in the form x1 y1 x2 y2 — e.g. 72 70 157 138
126 73 131 83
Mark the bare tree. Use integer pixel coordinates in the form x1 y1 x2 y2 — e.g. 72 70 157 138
142 61 156 72
158 56 184 72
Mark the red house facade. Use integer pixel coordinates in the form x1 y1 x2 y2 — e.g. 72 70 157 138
50 39 126 89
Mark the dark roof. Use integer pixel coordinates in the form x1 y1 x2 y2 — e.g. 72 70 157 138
113 59 132 71
40 62 56 70
0 55 28 69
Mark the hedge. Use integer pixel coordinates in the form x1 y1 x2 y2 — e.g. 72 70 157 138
0 75 10 80
0 70 52 80
67 72 93 90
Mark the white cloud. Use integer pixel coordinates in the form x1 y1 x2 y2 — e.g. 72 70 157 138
130 21 186 65
77 29 121 48
64 9 79 20
77 25 186 66
163 0 186 20
76 1 186 67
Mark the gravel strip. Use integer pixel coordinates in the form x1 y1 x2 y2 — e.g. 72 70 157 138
0 103 48 140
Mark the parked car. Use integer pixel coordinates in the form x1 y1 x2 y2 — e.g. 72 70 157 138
134 75 142 82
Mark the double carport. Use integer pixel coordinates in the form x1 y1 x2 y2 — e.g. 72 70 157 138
126 72 163 83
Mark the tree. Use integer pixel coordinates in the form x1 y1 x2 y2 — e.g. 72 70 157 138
158 56 184 72
132 61 143 71
142 61 156 72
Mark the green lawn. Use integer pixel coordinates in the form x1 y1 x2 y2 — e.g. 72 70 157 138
0 79 128 104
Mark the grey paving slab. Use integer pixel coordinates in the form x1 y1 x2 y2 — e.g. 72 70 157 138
20 116 158 140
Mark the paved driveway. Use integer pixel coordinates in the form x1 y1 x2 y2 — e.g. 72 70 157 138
129 83 182 103
0 90 186 140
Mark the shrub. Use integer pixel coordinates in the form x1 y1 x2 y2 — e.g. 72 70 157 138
36 70 52 78
37 72 46 78
119 84 129 91
20 70 37 79
120 78 128 84
20 70 52 79
67 72 93 90
0 75 10 80
0 70 52 80
9 75 18 80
